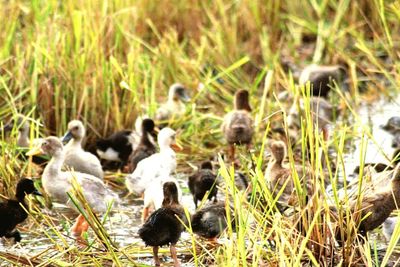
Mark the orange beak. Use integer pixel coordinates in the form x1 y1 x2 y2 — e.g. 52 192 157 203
170 142 183 152
26 146 43 156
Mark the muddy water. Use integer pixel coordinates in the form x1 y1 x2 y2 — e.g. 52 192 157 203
2 97 400 266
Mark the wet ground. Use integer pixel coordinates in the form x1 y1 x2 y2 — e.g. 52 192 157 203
2 96 400 266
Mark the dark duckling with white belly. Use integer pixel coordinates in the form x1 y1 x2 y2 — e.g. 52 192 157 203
96 130 138 170
299 64 345 98
188 161 218 208
221 89 254 161
191 202 234 241
381 116 400 134
139 181 186 267
127 118 158 172
0 178 41 242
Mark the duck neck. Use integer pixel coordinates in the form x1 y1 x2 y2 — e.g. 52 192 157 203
162 195 179 207
159 143 175 155
15 191 27 204
17 129 30 147
44 151 65 178
65 138 82 150
140 132 155 148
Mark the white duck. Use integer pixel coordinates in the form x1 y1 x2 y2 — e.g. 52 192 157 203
3 114 43 148
62 120 103 180
125 127 182 220
27 136 114 241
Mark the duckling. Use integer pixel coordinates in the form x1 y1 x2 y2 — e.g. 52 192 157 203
62 120 103 180
127 118 158 172
2 114 47 165
191 202 233 240
188 161 218 208
221 89 254 161
27 137 114 241
126 128 182 220
96 129 139 169
336 164 400 240
0 178 41 242
139 181 186 267
155 83 191 126
265 141 313 207
299 64 345 98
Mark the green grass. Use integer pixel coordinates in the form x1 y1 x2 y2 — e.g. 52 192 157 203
0 0 400 266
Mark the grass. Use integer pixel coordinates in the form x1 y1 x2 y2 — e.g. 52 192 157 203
0 0 400 266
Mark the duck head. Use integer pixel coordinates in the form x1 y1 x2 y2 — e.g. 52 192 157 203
62 120 85 143
2 114 29 135
200 161 213 170
162 181 179 206
157 127 182 152
270 141 286 164
27 136 63 157
168 83 191 103
16 178 42 200
234 90 251 112
142 118 158 137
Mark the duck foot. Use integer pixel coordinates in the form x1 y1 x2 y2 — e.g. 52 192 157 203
153 246 161 266
170 244 180 267
71 214 89 246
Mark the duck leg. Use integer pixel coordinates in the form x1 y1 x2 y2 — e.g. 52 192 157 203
153 246 161 266
228 144 235 162
170 244 180 267
5 230 21 242
142 207 150 223
71 214 89 243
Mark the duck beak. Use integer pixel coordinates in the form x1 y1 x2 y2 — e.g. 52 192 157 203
26 146 43 156
32 189 42 196
2 123 13 133
179 90 191 102
154 127 160 134
170 141 183 152
61 131 73 143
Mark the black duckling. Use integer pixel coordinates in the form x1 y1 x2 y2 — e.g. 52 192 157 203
381 116 400 134
221 89 254 161
299 64 345 98
191 202 234 241
188 161 218 208
0 178 41 242
139 181 186 267
96 130 138 169
127 118 158 172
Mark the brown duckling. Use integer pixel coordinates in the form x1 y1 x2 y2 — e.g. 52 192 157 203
299 64 345 98
265 141 313 207
127 118 158 172
138 181 186 267
221 89 254 161
188 161 218 208
191 201 234 241
0 178 41 242
333 164 400 241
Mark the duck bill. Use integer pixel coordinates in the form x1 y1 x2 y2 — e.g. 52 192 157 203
26 146 43 156
179 90 191 102
32 189 42 196
61 131 73 143
2 123 13 133
170 142 183 152
153 127 160 134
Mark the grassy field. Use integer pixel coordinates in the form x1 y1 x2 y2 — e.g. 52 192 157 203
0 0 400 266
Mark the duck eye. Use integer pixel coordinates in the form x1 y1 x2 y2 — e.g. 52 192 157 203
73 126 79 130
